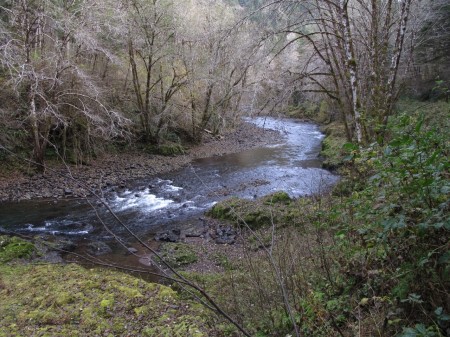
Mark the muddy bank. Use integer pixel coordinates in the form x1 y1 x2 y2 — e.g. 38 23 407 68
0 122 280 202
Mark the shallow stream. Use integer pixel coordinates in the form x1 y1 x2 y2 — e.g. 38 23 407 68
0 117 339 262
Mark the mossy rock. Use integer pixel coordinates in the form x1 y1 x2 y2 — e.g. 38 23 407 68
242 210 272 229
208 198 278 229
320 134 347 169
158 243 198 268
207 197 241 221
0 263 209 336
263 191 291 205
0 235 36 263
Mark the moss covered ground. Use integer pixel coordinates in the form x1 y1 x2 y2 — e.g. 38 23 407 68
0 235 36 263
0 235 211 336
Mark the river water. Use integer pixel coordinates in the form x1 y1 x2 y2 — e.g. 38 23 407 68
0 117 339 251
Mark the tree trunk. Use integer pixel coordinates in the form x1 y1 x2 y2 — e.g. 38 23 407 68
340 0 363 144
29 88 45 170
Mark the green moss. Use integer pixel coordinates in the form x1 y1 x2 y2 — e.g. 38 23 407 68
158 243 198 268
248 232 273 251
0 235 36 263
116 285 143 298
264 191 291 205
317 100 330 123
210 252 233 269
0 263 210 336
242 211 272 229
207 197 240 220
320 134 347 169
99 297 114 316
207 197 273 228
156 142 186 156
208 194 301 229
55 292 74 306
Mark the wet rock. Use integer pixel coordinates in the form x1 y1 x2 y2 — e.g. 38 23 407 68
39 251 64 263
212 225 236 245
86 241 112 256
184 223 207 238
124 247 138 255
49 238 76 252
155 229 181 243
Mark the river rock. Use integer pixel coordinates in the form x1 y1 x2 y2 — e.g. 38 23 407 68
124 247 138 255
212 225 236 245
39 251 64 264
86 241 113 256
155 229 181 242
49 238 76 252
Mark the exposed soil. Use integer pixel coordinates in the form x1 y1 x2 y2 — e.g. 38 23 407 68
0 122 281 202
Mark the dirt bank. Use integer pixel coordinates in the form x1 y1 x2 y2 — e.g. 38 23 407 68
0 122 281 202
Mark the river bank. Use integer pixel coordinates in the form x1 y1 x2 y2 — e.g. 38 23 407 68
0 122 281 202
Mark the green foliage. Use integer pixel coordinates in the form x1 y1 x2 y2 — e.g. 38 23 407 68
320 135 348 169
328 107 449 333
286 102 319 120
207 197 241 221
399 324 440 337
320 121 349 169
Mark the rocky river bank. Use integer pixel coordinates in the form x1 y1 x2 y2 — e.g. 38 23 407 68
0 122 281 202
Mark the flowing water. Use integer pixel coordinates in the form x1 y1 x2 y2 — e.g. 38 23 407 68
0 118 339 259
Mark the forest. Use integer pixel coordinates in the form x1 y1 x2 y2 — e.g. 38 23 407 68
0 0 449 336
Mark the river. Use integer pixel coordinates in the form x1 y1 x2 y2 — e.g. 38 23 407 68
0 117 339 262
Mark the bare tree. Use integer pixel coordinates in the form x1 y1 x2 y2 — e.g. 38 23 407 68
176 0 264 141
109 0 188 143
263 0 417 143
0 0 129 168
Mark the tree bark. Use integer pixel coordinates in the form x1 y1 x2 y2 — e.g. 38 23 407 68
340 0 363 144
